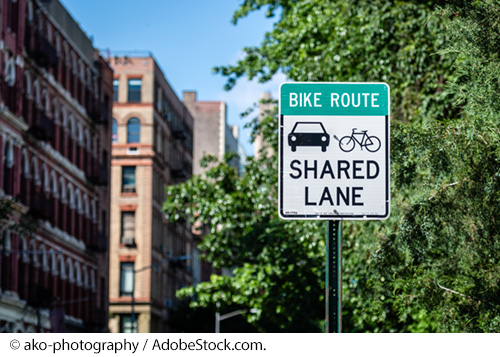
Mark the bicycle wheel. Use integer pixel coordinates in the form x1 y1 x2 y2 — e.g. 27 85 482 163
365 136 381 152
339 136 355 152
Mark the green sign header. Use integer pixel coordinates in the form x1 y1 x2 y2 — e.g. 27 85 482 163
280 82 390 116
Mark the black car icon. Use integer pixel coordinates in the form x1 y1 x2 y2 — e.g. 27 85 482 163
288 122 330 152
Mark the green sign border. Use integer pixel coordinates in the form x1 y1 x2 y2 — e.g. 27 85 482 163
280 82 389 116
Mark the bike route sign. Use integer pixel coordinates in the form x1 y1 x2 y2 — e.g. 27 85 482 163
279 82 390 220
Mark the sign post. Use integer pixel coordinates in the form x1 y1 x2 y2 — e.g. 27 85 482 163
326 220 342 332
278 82 390 332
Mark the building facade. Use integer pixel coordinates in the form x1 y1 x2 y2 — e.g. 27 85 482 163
108 55 194 333
182 91 239 176
182 91 242 282
0 0 112 332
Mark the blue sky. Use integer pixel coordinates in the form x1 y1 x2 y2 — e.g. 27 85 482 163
60 0 286 155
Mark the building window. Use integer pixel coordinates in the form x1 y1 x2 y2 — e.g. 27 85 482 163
126 118 141 143
112 119 118 143
113 79 119 102
7 0 19 34
119 262 134 296
121 212 135 245
127 79 141 102
121 166 136 193
119 314 137 333
3 140 15 195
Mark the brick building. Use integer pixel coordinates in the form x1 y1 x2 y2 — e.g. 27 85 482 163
0 0 112 332
108 55 194 333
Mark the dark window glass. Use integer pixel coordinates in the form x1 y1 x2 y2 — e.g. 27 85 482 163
119 262 134 296
127 79 141 102
113 79 119 102
8 0 19 34
122 166 136 193
112 118 118 143
127 118 140 143
121 212 135 243
119 314 137 333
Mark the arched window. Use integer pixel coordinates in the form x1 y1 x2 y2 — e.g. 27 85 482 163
55 33 61 56
67 183 75 209
2 230 11 255
58 254 66 279
82 266 89 289
41 162 50 194
24 71 32 100
3 138 14 194
49 248 58 276
42 88 49 114
1 230 12 292
71 52 77 75
51 170 58 198
29 239 39 267
66 258 74 283
83 194 90 219
40 243 49 272
68 114 76 139
75 189 82 214
78 59 85 82
90 269 96 292
84 128 91 152
112 118 118 143
21 236 29 263
127 117 140 143
52 98 59 123
31 156 40 186
4 53 16 87
77 122 84 146
59 176 66 204
27 0 34 23
21 148 30 178
33 79 41 109
74 261 82 286
86 68 92 90
63 42 70 66
91 200 97 223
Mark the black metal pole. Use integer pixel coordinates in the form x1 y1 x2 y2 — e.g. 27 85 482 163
326 220 342 333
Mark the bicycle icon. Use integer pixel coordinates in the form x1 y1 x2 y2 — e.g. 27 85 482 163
336 128 381 153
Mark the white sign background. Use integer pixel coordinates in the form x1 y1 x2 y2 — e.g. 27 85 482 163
279 114 389 220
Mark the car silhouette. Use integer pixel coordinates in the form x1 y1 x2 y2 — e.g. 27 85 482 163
288 122 330 152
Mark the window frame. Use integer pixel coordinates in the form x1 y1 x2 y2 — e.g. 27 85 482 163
120 211 136 243
113 78 119 102
126 117 141 143
121 166 136 193
127 78 142 103
119 262 134 297
112 118 118 143
119 314 137 333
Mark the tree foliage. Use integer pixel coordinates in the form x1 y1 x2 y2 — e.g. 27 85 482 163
215 0 458 123
165 145 325 331
164 0 500 332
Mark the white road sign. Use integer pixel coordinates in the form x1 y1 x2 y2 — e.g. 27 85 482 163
279 82 390 220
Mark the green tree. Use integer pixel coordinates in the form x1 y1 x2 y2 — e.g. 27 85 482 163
165 0 500 332
381 0 500 332
216 0 458 124
165 137 325 331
